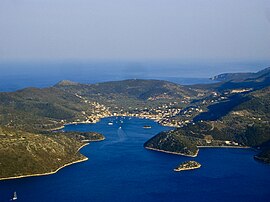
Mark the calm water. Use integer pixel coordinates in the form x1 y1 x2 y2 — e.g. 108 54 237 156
2 60 266 92
0 117 269 202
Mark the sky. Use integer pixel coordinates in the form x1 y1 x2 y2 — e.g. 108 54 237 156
0 0 270 61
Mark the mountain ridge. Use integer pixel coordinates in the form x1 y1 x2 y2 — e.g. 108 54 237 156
211 67 270 82
0 66 269 179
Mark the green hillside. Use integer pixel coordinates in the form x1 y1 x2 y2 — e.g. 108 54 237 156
0 127 104 179
0 67 270 179
145 85 270 162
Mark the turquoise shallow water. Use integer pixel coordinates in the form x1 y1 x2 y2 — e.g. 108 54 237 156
0 117 270 202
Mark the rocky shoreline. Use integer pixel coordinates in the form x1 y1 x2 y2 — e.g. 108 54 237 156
145 145 250 159
174 161 201 172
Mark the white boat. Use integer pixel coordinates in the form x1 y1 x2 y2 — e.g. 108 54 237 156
12 192 17 200
119 126 122 129
108 122 113 125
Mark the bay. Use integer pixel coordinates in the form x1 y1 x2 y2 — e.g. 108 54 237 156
0 117 270 202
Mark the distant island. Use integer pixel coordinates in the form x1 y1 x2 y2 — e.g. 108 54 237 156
174 161 201 172
0 67 269 179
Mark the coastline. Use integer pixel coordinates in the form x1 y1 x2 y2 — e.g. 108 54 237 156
50 113 178 132
145 146 198 157
198 145 250 149
0 143 89 181
145 145 250 158
48 125 65 131
254 155 270 164
174 164 201 172
82 137 106 142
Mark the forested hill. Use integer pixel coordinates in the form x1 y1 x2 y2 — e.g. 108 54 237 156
0 79 203 131
145 69 270 163
54 79 198 100
0 67 270 180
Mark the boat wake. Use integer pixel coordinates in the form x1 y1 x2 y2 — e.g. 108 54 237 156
117 127 127 142
101 127 127 148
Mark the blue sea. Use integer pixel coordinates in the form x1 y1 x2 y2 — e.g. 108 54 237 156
0 117 270 202
0 60 267 92
0 61 270 201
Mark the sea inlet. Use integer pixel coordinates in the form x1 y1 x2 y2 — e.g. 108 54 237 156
0 117 270 202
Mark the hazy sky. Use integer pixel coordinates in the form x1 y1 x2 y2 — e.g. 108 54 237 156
0 0 270 61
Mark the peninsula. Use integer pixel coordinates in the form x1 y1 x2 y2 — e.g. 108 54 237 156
0 129 104 180
0 67 269 179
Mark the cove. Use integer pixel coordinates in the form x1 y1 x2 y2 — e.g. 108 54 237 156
0 117 270 202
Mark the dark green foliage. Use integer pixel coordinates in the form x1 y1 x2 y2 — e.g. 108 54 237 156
0 127 88 179
0 79 200 131
144 132 198 156
59 131 105 142
145 84 270 162
0 87 90 131
193 94 249 122
1 67 270 180
236 124 270 147
255 147 270 163
55 79 195 100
